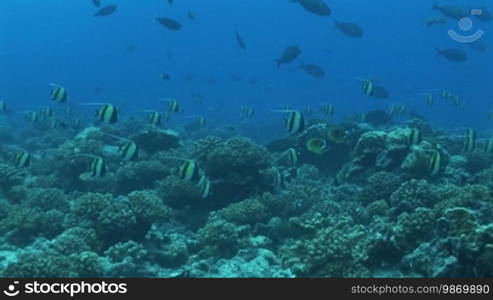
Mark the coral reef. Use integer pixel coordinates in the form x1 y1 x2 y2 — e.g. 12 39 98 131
1 111 492 279
0 164 25 194
280 217 373 277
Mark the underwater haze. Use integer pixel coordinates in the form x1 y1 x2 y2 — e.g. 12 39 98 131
0 0 493 278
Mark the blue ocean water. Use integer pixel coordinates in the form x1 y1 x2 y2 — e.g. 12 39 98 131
0 0 493 278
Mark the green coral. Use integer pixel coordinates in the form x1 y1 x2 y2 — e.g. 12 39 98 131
0 198 11 220
469 167 493 188
97 200 137 241
259 182 323 218
444 207 478 237
104 240 148 263
127 190 171 225
216 197 269 225
103 240 151 277
71 251 103 277
366 199 389 217
197 216 241 258
280 218 372 277
23 188 69 212
51 228 95 256
0 205 44 238
3 249 75 277
6 185 28 203
392 208 435 251
202 136 273 203
359 171 402 204
41 209 67 238
433 184 490 216
0 164 25 193
205 136 271 174
3 248 103 278
71 193 112 220
55 227 99 253
390 179 440 209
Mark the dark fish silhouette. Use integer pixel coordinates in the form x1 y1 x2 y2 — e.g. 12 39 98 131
423 17 448 27
300 63 325 78
432 1 469 20
94 5 117 17
91 0 101 7
155 17 183 31
167 0 174 4
235 30 246 50
436 48 467 62
275 46 301 67
335 21 363 38
291 0 331 16
161 73 171 80
187 11 196 21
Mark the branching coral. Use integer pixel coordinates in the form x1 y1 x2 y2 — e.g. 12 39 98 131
128 191 171 225
22 188 69 212
392 208 435 251
3 249 75 277
279 218 373 277
97 200 137 243
197 216 241 258
202 136 273 203
50 227 99 256
103 240 153 277
71 193 112 221
0 205 44 241
215 197 269 225
390 179 440 211
0 164 25 193
359 171 402 204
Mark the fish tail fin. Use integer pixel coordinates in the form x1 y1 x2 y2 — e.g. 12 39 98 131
274 59 281 68
435 48 442 56
334 20 339 29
